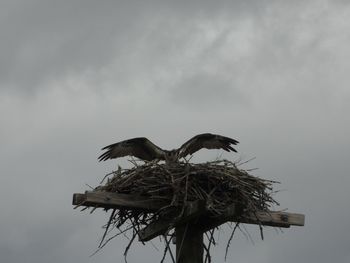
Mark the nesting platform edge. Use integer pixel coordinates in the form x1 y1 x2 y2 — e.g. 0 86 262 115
73 191 305 242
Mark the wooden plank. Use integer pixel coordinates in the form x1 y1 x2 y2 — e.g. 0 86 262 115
73 192 305 238
138 200 206 242
241 211 305 227
200 207 305 231
176 224 203 263
199 205 237 233
140 205 304 241
72 191 168 211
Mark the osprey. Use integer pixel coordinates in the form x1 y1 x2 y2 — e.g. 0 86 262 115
98 133 239 164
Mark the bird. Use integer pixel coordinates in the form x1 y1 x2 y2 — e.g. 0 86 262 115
98 133 239 164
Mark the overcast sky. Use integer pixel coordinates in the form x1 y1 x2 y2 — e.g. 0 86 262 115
1 0 350 262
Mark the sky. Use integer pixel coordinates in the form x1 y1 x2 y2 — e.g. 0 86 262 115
1 0 350 262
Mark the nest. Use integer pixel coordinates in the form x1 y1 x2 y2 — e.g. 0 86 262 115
89 160 279 262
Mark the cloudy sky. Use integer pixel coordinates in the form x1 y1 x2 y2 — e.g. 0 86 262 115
1 0 350 262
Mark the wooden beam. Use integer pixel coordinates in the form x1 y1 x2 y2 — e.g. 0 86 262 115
138 200 206 242
200 205 304 232
72 191 168 211
198 204 237 233
176 224 203 263
73 191 305 239
242 211 305 227
139 204 305 240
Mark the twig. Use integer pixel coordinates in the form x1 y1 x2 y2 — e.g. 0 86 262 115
225 222 239 261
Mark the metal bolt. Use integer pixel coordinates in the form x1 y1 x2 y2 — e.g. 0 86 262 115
281 214 288 222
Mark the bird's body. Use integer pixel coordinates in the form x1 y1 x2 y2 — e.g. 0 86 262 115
98 133 239 164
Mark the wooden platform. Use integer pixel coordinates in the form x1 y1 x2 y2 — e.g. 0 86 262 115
73 191 305 242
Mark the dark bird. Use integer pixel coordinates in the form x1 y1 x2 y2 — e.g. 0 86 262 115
98 133 239 164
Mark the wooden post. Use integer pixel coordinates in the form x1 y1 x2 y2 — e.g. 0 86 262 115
176 224 203 263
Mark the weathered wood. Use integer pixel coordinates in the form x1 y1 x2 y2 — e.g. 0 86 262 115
72 191 168 211
200 205 304 232
139 204 304 240
138 200 206 242
176 224 203 263
242 211 305 227
198 204 237 233
73 191 305 240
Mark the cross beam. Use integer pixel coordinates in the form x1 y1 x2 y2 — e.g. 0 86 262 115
73 191 305 242
140 207 304 242
73 191 168 211
138 200 207 241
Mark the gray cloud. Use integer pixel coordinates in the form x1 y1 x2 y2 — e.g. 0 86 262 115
0 0 151 94
169 72 248 107
0 0 274 96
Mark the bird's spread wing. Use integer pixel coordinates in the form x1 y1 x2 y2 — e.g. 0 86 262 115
178 133 239 158
98 137 166 162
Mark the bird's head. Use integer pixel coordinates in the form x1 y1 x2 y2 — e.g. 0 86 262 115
164 150 179 164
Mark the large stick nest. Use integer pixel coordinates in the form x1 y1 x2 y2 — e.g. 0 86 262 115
89 160 279 262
